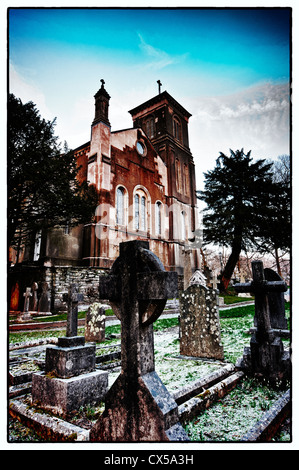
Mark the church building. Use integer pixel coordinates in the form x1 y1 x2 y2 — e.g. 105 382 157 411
76 80 200 272
9 81 201 311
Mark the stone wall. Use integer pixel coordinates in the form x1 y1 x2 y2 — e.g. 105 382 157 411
46 266 105 311
9 265 106 313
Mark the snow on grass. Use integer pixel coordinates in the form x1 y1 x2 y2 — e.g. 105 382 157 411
154 328 226 393
184 377 288 442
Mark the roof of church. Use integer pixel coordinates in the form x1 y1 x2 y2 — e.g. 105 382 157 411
128 90 192 119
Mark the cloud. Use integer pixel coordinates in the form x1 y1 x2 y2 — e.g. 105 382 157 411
9 62 53 121
187 82 290 189
137 33 187 70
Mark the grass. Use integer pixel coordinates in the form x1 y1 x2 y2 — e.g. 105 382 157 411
219 294 254 305
9 308 115 324
184 377 288 442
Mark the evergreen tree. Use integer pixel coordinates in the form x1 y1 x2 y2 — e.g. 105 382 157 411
255 155 291 276
197 149 277 291
8 93 98 252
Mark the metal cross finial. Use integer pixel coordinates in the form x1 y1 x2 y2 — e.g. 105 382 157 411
100 78 105 87
157 80 162 94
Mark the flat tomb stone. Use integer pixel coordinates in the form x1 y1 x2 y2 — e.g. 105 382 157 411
32 369 108 417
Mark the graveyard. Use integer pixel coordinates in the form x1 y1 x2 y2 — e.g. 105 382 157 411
8 242 291 443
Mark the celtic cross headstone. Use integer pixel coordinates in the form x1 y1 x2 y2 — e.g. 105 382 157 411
90 240 189 442
235 260 290 385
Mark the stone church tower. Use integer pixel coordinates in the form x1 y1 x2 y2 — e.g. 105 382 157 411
129 86 198 271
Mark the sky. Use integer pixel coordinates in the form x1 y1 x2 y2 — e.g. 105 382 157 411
8 6 291 192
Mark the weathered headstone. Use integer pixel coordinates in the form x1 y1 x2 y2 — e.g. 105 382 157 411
85 302 106 343
37 281 51 315
237 271 251 298
90 240 188 442
32 283 108 417
29 282 38 313
179 285 224 360
235 260 290 386
17 287 32 322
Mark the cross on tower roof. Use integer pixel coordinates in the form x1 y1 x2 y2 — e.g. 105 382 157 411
157 79 162 94
100 78 105 87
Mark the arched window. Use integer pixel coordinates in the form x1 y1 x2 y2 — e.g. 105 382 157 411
116 186 126 225
173 116 181 141
145 117 155 139
135 194 140 230
155 201 162 236
134 187 150 232
140 195 146 231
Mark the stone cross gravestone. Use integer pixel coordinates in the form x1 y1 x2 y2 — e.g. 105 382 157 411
63 283 84 340
37 281 51 315
90 240 189 442
17 287 32 322
180 285 224 360
85 303 106 343
23 287 32 312
234 260 290 385
32 283 108 417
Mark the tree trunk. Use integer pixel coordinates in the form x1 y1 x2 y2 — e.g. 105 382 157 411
220 243 242 292
275 246 282 277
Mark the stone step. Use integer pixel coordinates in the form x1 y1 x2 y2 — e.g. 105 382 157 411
9 399 89 442
172 363 235 405
9 382 32 398
178 371 245 422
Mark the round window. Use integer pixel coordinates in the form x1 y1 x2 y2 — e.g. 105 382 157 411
136 140 146 156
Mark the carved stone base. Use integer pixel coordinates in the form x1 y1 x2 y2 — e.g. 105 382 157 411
90 371 189 442
32 369 108 418
236 331 291 387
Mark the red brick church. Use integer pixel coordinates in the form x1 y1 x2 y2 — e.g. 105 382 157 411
9 81 201 311
40 80 200 271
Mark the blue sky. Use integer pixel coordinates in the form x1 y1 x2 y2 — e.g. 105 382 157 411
8 7 291 190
